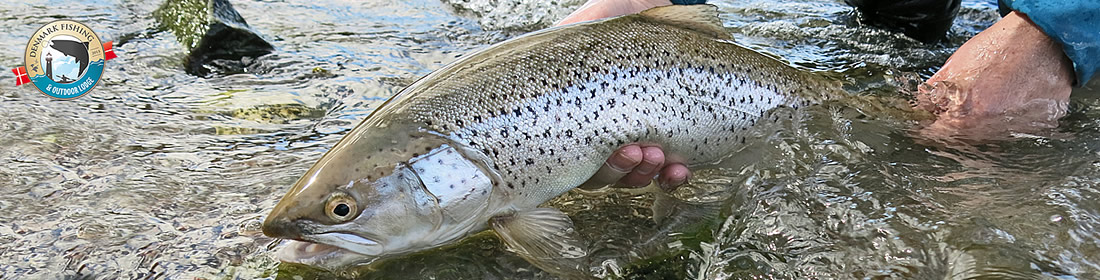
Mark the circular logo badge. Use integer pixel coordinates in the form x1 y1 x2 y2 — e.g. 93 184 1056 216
23 20 105 100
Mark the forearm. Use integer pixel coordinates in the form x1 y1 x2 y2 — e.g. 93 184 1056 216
1001 0 1100 86
557 0 673 26
918 11 1073 134
926 11 1072 103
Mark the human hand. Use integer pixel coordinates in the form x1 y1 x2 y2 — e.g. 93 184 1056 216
584 144 691 191
559 0 689 190
916 11 1074 138
556 0 673 26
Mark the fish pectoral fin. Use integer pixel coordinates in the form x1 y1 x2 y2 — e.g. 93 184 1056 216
637 4 732 40
490 208 590 276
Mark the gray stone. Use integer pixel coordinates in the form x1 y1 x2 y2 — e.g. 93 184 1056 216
154 0 274 76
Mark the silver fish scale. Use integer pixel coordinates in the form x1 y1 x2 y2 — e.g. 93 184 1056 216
393 17 838 208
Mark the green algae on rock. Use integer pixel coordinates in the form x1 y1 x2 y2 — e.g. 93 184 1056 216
153 0 274 76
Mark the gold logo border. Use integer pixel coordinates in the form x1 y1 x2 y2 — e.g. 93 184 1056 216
23 20 106 100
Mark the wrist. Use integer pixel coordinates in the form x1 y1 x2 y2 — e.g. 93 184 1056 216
917 10 1074 133
999 11 1074 85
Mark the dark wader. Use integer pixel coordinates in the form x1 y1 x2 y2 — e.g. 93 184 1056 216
845 0 963 43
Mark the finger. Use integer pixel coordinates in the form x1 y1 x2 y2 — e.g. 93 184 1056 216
617 146 665 187
580 144 643 188
657 163 691 191
556 0 613 26
636 146 665 175
607 144 644 173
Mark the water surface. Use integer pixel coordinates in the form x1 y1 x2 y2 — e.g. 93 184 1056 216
1 0 1098 279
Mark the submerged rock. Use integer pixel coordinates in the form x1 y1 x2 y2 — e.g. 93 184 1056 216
154 0 274 76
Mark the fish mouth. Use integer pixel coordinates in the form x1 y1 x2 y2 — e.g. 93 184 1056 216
278 240 350 261
263 214 385 268
275 240 377 268
275 233 382 268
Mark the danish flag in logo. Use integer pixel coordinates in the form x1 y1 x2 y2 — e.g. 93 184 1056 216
12 66 29 86
103 41 117 60
11 41 116 86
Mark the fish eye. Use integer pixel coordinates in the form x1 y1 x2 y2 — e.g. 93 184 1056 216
325 192 358 222
334 204 350 216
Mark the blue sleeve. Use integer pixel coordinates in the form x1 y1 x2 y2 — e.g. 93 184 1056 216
1001 0 1100 86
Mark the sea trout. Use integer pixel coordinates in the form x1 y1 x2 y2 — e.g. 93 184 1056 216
262 4 842 274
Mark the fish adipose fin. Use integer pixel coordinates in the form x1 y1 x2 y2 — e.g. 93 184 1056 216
638 4 732 40
490 208 590 276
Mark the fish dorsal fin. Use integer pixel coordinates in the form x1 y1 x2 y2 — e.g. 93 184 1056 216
638 4 731 40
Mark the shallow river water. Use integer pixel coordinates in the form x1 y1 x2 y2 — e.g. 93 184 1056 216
2 0 1099 279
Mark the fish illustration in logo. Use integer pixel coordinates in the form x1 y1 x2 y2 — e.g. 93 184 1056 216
49 40 90 78
14 19 117 99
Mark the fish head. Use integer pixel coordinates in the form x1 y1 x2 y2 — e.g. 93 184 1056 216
262 120 496 268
